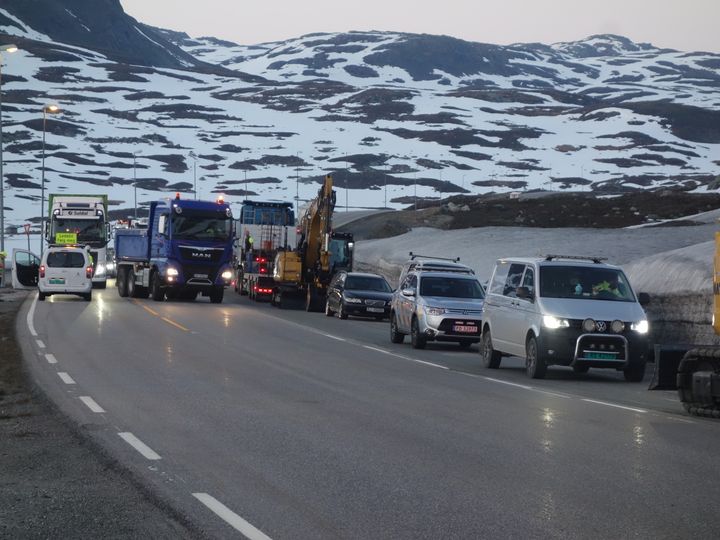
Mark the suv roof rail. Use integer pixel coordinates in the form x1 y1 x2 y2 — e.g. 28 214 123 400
409 252 460 263
544 254 607 264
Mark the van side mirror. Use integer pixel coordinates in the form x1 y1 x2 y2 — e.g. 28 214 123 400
638 292 650 306
516 286 533 300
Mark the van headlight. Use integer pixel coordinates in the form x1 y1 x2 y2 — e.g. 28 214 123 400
543 315 570 329
631 320 649 334
95 264 106 275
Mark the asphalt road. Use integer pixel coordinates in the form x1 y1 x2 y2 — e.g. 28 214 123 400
16 285 720 539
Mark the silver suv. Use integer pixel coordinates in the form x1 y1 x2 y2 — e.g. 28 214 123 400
390 268 485 349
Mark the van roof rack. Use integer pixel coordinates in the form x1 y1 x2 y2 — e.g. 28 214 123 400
544 254 607 264
409 252 460 263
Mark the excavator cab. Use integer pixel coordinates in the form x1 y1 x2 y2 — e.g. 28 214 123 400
329 232 354 274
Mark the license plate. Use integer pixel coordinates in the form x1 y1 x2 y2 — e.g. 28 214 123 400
453 325 477 333
194 273 208 279
585 351 617 360
367 307 384 313
49 278 65 285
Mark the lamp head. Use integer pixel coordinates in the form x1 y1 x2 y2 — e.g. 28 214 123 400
1 44 18 54
44 104 60 113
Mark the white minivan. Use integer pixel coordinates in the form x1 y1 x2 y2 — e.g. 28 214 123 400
480 255 650 381
12 246 93 301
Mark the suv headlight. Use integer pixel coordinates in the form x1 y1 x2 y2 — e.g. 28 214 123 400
543 315 570 329
425 307 447 316
631 320 649 334
344 296 362 304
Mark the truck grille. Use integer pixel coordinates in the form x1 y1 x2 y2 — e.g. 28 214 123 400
179 246 224 263
182 264 218 285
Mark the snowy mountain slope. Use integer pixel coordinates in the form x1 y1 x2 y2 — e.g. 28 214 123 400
0 3 719 242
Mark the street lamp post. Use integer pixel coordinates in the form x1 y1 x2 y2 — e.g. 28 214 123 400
0 44 18 261
40 104 60 258
189 151 197 200
132 150 141 220
295 152 300 218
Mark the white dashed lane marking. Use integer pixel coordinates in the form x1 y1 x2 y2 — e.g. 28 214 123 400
45 353 57 364
57 372 75 385
79 396 105 413
118 432 161 461
193 493 273 540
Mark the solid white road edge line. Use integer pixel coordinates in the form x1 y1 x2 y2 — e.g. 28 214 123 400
321 333 347 342
45 353 57 364
36 339 45 348
481 376 533 390
57 372 75 385
26 295 38 337
118 432 162 461
79 396 106 414
193 493 273 540
582 399 647 414
362 345 449 369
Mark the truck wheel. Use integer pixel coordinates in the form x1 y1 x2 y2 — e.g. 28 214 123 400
526 334 547 379
411 317 427 349
480 330 501 369
127 269 138 298
390 314 405 344
151 272 165 302
117 267 128 298
209 287 224 304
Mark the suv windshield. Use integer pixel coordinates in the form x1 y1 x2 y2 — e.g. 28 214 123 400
345 276 391 292
419 277 484 299
539 265 635 301
172 211 232 241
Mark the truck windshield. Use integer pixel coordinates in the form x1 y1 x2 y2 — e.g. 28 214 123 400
52 219 104 243
539 266 636 302
172 212 232 241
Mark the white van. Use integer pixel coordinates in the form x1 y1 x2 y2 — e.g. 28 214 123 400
480 255 650 381
12 246 93 301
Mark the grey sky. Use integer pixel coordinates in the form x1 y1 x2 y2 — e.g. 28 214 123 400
119 0 720 53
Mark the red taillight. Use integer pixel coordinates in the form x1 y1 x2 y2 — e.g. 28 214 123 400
259 267 267 274
39 265 45 278
86 266 93 278
253 285 259 291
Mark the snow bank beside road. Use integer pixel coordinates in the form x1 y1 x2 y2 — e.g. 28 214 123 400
355 224 716 291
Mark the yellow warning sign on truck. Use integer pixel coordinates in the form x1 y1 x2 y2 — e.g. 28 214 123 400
55 232 78 244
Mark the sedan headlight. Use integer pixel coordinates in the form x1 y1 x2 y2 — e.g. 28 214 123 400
425 307 447 316
221 270 233 280
344 296 363 304
543 315 570 329
166 267 179 277
631 320 649 334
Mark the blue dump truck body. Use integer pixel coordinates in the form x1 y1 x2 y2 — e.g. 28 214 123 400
115 196 235 303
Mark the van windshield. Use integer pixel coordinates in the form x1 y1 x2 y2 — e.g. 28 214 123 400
419 277 484 299
539 266 635 302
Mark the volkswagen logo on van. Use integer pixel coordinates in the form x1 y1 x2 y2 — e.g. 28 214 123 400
596 321 607 332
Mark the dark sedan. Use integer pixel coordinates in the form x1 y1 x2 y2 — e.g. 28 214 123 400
325 272 393 320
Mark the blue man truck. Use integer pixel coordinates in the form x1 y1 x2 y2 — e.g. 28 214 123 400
114 195 235 303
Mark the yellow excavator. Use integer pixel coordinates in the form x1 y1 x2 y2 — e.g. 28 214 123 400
676 232 720 417
272 174 353 310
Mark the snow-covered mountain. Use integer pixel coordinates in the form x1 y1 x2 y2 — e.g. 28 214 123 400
0 1 719 236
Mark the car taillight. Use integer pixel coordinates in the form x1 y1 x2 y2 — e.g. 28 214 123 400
86 266 93 278
39 265 45 278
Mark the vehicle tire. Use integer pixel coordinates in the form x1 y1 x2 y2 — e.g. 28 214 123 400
623 360 646 382
572 364 590 374
325 300 334 317
127 269 138 298
480 330 501 369
38 291 46 301
150 272 165 302
526 334 547 379
84 292 92 302
339 303 348 320
458 340 473 350
209 286 224 304
390 314 405 344
410 317 427 349
117 267 128 298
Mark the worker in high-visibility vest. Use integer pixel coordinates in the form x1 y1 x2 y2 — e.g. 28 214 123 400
0 251 7 288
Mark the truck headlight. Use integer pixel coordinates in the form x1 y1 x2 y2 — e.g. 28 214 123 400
166 267 179 277
221 270 233 280
543 315 570 329
95 264 106 275
631 320 649 334
425 307 447 316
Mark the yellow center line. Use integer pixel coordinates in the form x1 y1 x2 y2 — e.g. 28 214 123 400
131 299 189 332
